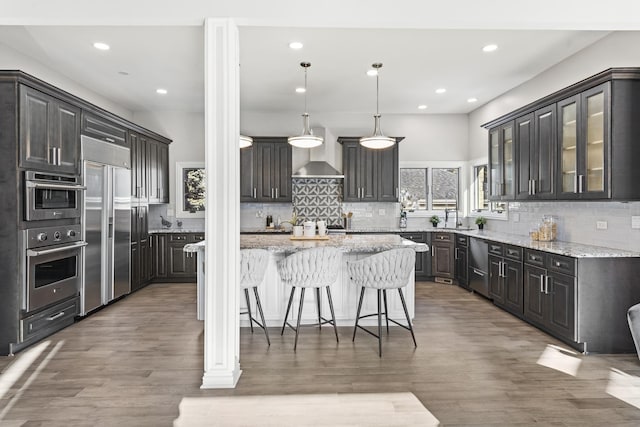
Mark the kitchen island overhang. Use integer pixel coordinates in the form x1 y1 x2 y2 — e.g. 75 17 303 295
185 234 428 326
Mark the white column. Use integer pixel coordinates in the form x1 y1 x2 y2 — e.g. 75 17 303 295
202 18 241 389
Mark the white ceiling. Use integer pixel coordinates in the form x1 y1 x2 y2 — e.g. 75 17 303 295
0 25 609 115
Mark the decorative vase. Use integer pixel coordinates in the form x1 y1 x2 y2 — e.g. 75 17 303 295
431 223 438 228
478 224 484 230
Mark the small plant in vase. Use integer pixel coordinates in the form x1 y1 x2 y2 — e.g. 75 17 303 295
475 216 487 230
429 215 441 228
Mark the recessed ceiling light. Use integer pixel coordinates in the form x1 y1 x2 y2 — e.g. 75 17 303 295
156 88 168 95
289 42 303 50
467 97 478 103
435 88 446 94
93 42 110 51
366 69 378 77
418 105 428 110
482 44 498 52
295 87 306 93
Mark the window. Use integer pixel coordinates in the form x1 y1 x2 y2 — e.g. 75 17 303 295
399 167 459 212
399 168 427 211
431 168 459 211
471 164 507 216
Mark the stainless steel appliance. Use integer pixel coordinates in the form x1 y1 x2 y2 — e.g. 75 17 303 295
24 224 86 312
81 136 131 315
24 171 85 221
468 237 489 298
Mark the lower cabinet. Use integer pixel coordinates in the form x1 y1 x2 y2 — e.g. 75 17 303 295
399 232 431 280
454 235 468 288
432 232 454 280
523 250 576 342
488 243 524 316
150 233 204 282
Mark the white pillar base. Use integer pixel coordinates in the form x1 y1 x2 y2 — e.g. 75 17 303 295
201 361 242 389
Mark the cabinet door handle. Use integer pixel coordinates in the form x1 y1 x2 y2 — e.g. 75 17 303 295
544 275 550 295
395 187 398 198
455 248 459 260
578 175 584 193
540 274 545 293
532 179 536 195
473 268 485 277
57 147 62 165
271 188 274 198
105 137 115 143
528 179 532 195
275 188 278 198
253 188 257 198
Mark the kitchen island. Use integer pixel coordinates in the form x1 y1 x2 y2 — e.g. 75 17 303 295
185 234 428 325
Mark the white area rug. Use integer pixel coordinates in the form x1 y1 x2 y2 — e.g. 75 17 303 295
174 392 440 426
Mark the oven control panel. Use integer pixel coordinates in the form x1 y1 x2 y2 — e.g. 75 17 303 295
25 224 82 249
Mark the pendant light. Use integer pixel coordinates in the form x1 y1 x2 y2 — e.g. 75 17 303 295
288 62 323 148
360 63 395 149
239 134 253 148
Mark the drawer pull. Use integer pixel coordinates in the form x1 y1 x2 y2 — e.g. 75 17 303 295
46 311 65 321
555 261 561 267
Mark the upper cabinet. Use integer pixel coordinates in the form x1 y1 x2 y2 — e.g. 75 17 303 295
240 137 292 203
488 122 515 201
19 84 81 175
485 68 640 201
81 112 127 147
338 137 402 202
129 131 170 204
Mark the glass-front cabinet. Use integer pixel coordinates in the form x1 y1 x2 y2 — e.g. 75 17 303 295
557 82 610 199
488 121 515 200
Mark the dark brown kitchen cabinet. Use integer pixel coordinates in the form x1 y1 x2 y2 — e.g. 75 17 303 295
400 232 430 280
19 84 81 175
557 83 610 200
488 121 515 201
147 140 169 203
130 205 151 291
431 232 454 280
129 131 147 201
454 235 469 288
149 233 202 282
81 111 127 147
485 69 640 201
523 249 575 342
488 243 523 316
516 105 556 200
152 234 168 279
338 137 401 202
241 137 292 203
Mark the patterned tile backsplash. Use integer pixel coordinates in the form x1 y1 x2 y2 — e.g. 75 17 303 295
292 178 343 226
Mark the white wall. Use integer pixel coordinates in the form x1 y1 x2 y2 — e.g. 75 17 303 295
468 31 640 159
0 41 133 119
132 110 205 212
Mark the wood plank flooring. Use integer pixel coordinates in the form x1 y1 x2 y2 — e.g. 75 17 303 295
1 281 640 426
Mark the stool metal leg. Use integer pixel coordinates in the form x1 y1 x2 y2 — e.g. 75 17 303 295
353 287 365 341
244 289 254 333
377 289 382 357
326 286 339 343
383 289 390 334
294 288 306 351
282 287 296 336
253 287 270 346
398 288 417 347
315 287 322 330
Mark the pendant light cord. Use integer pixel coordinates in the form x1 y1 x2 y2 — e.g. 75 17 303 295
376 72 380 115
304 67 308 114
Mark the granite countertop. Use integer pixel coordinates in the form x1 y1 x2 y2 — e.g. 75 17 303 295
240 234 428 254
149 229 204 234
183 241 206 252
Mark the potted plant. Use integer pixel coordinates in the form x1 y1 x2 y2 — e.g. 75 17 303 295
475 216 487 230
429 215 441 227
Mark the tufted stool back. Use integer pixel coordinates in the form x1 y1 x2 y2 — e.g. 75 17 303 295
240 249 270 290
277 247 341 288
628 303 640 360
347 248 415 290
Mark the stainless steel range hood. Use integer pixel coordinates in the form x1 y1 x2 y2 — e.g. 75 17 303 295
292 127 344 178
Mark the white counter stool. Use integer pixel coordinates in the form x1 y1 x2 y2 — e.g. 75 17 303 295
628 303 640 360
347 248 416 357
240 249 270 345
277 247 341 351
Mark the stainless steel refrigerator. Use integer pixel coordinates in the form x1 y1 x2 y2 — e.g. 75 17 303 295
81 135 131 315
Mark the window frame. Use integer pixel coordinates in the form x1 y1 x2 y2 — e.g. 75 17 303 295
399 161 465 218
468 158 509 221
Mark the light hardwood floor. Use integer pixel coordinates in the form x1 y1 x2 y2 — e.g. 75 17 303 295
1 281 640 426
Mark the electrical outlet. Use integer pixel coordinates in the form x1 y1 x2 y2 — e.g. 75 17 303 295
378 209 386 216
596 221 608 230
632 216 640 229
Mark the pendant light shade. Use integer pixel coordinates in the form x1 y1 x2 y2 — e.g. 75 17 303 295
360 63 395 149
288 62 323 148
239 134 253 148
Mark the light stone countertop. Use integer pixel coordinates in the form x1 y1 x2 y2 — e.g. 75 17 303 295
149 229 204 234
185 234 428 254
183 240 205 253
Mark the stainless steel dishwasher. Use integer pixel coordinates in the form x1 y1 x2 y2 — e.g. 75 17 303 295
468 237 489 298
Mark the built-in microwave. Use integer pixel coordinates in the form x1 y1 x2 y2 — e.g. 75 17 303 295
24 171 85 221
